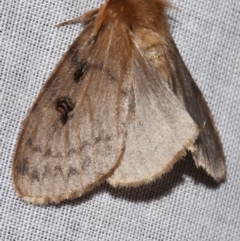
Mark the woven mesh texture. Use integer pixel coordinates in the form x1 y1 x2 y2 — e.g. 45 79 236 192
1 0 240 240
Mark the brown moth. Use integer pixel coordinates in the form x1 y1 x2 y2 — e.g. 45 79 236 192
12 0 226 205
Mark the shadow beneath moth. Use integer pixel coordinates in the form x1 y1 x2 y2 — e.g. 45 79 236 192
12 0 226 205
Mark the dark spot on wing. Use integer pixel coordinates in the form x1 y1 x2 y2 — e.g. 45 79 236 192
30 169 40 181
68 167 79 177
26 138 32 147
73 61 88 83
16 158 29 175
106 68 117 82
106 144 112 150
95 135 112 144
42 165 51 179
54 152 63 158
95 136 101 144
56 97 75 125
67 148 77 156
82 157 91 171
79 141 90 151
105 135 112 142
44 148 52 158
54 165 63 176
43 148 62 158
121 89 128 97
32 145 42 153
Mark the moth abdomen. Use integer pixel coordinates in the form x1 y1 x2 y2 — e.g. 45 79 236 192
56 97 75 125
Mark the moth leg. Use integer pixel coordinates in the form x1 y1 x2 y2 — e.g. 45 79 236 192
56 8 99 28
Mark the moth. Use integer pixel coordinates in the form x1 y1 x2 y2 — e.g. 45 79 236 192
12 0 226 205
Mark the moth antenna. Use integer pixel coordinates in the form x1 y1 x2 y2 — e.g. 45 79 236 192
93 0 110 36
56 15 83 28
56 8 99 28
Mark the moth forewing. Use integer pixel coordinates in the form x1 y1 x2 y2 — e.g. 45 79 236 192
12 17 130 205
